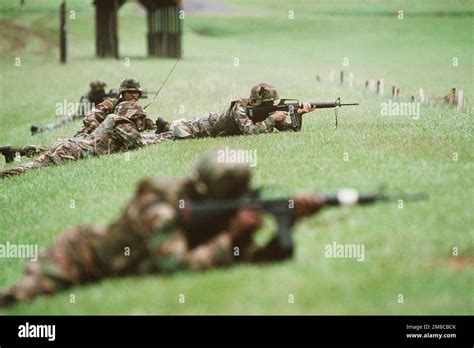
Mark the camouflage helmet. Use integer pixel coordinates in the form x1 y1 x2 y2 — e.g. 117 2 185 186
114 101 146 120
118 78 142 96
89 80 107 90
249 83 279 106
187 148 251 200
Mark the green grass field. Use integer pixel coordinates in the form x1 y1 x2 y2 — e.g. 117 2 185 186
0 0 472 314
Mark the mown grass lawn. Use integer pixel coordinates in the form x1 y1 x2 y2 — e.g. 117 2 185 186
0 0 472 314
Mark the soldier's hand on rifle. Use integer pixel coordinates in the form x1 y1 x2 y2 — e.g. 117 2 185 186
292 194 325 220
269 111 288 123
228 207 263 243
297 102 316 115
144 118 155 130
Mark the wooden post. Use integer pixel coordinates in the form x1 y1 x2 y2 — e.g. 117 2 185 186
177 1 182 57
378 79 384 96
392 85 396 98
449 88 456 107
411 95 415 102
340 70 344 85
157 8 163 56
60 1 67 64
161 7 167 56
147 8 153 55
418 88 425 103
395 87 400 100
167 5 180 57
365 80 369 90
457 90 463 112
146 4 162 57
369 80 376 93
95 0 120 58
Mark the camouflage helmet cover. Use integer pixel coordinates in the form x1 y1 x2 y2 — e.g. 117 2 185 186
118 78 142 96
114 101 146 120
249 83 279 106
187 148 251 200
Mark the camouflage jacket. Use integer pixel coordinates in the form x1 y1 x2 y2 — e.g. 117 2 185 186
209 99 295 137
3 169 290 300
75 98 155 138
92 176 292 275
75 98 118 137
74 114 146 156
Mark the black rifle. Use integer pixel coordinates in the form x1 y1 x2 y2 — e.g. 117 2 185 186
178 188 427 253
105 89 157 100
247 97 359 129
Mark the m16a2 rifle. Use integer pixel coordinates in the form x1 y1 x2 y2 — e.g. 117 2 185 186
247 97 359 130
178 188 427 255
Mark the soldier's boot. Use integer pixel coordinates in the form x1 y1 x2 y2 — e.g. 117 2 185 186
0 289 16 308
0 145 15 163
30 125 39 136
0 276 41 308
155 117 171 134
0 145 45 164
0 274 66 308
0 160 44 178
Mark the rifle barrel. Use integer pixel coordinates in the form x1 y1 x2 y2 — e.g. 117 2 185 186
385 193 429 201
325 190 428 206
310 102 336 108
308 102 359 108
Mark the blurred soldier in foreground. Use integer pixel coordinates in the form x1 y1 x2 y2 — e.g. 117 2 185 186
0 149 424 307
30 80 108 136
0 102 170 178
0 149 322 306
155 83 316 139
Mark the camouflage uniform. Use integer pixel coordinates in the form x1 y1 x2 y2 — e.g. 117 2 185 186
74 98 118 137
0 102 169 178
167 83 296 139
2 94 118 164
31 80 108 135
169 112 220 139
0 151 293 306
75 78 156 137
2 79 158 164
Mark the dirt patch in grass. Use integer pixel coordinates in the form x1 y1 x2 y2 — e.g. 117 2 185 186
445 256 474 267
0 17 58 57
